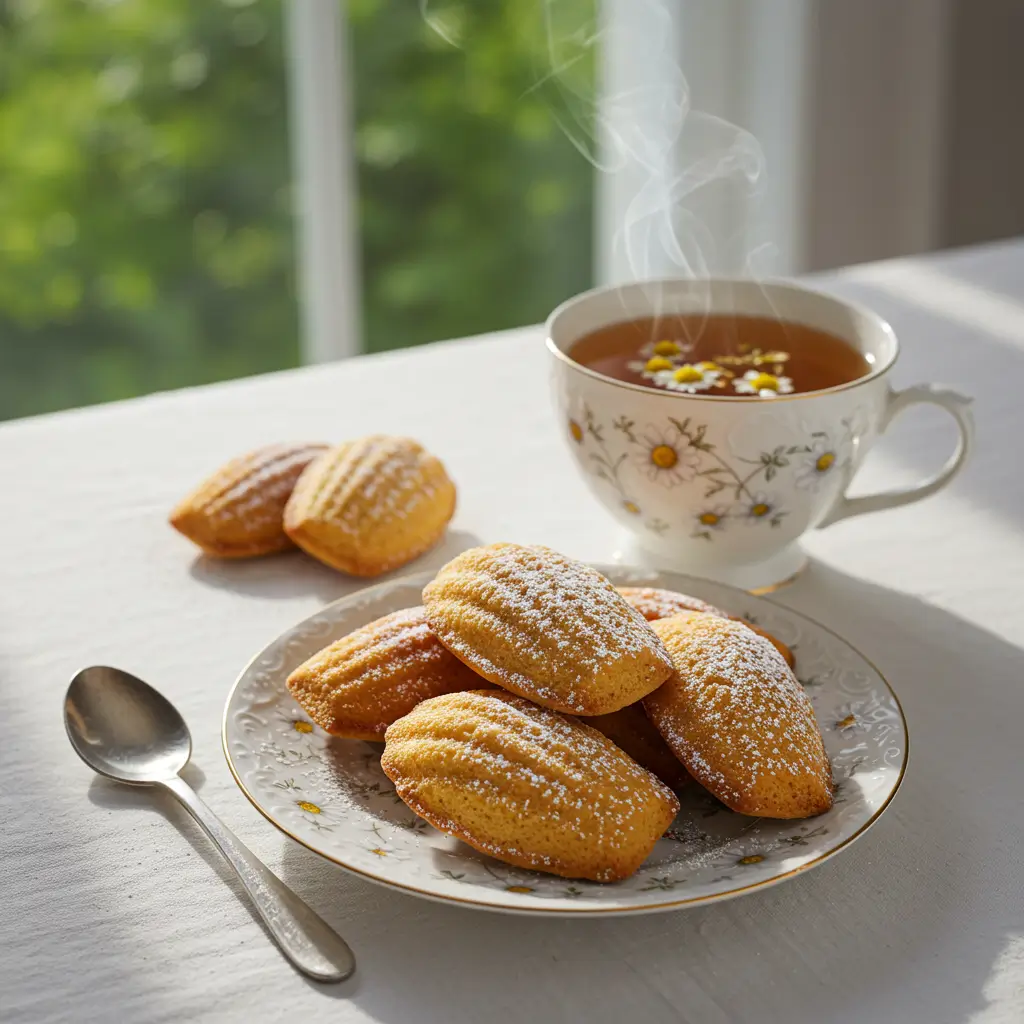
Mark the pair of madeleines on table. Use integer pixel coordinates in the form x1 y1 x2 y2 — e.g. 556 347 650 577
168 436 457 576
287 543 834 884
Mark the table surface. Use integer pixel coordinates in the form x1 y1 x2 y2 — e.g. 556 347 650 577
3 240 1023 1024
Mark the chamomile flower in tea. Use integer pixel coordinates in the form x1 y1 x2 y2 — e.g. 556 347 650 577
572 315 868 398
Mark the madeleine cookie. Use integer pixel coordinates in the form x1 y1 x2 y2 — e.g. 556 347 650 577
170 442 328 558
284 436 456 577
287 606 486 740
618 585 795 668
423 543 674 715
645 612 832 819
382 690 680 881
587 704 691 793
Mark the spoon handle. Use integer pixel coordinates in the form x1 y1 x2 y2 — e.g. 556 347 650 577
161 775 355 983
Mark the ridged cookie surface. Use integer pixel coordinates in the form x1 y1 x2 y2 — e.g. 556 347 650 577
587 703 691 793
170 442 328 557
287 606 485 740
618 585 796 668
423 544 674 715
644 612 832 818
284 436 456 577
382 690 680 881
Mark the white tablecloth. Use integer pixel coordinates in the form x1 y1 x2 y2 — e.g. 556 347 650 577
3 240 1023 1024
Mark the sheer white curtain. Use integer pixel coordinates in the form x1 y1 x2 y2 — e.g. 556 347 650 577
597 0 951 285
597 0 810 285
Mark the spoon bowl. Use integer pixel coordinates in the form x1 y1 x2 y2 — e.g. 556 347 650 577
65 666 191 784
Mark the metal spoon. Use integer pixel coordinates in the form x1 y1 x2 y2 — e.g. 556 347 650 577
64 665 355 983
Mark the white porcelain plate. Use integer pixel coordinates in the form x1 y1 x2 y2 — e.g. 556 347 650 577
223 566 907 916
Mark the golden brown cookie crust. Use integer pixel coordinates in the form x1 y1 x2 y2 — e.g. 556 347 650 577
423 544 674 715
284 436 456 577
287 606 485 739
382 690 680 881
170 442 328 558
618 585 796 668
644 612 832 819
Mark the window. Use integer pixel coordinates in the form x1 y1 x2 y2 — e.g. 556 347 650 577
0 0 298 419
0 0 595 420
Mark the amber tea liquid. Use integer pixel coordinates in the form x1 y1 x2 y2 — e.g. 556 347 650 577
568 314 871 398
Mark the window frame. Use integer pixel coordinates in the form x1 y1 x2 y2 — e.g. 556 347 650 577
285 0 361 363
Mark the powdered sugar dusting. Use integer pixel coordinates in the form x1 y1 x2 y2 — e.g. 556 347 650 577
208 443 327 529
311 436 447 538
383 690 679 880
282 435 456 574
424 544 673 714
649 614 831 808
288 606 480 737
620 586 795 668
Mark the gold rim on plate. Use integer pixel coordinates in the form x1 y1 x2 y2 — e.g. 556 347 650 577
221 568 908 915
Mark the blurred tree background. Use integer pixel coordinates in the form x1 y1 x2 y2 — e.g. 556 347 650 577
0 0 594 421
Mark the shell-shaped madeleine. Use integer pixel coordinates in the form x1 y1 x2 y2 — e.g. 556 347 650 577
618 585 795 668
169 442 328 558
287 607 485 740
587 703 691 793
283 436 456 577
382 690 680 881
423 543 674 715
644 612 832 819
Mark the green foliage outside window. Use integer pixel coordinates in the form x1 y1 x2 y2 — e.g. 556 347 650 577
0 0 593 421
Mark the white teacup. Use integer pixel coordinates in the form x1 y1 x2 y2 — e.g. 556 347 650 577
547 278 974 591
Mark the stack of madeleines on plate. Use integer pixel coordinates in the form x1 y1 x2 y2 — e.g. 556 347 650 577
286 542 834 883
168 436 457 576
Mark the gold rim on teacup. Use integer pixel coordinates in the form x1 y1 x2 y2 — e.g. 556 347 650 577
545 277 899 403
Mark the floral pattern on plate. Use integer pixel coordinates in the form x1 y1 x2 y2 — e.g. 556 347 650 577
223 567 907 916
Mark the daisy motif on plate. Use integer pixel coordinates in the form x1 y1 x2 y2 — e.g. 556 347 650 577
734 370 794 398
742 491 783 525
630 423 701 487
795 436 840 491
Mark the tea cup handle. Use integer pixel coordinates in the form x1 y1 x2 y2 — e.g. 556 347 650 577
819 384 974 528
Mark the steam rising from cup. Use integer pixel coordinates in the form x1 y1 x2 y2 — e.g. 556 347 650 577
420 0 768 287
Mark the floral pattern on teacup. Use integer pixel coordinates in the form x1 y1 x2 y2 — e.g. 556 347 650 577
795 436 840 492
629 423 701 487
573 405 856 540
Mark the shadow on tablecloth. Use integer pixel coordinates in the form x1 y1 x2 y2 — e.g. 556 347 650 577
186 528 483 603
